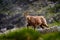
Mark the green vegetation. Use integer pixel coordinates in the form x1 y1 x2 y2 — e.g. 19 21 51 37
48 21 60 27
0 28 40 40
48 4 60 13
42 32 60 40
0 28 60 40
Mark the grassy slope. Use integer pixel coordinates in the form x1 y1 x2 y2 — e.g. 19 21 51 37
0 28 60 40
0 28 40 40
41 32 60 40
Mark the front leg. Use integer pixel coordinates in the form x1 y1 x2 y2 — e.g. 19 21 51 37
33 25 36 30
27 23 30 29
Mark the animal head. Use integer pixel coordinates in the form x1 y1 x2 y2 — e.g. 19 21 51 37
23 11 29 17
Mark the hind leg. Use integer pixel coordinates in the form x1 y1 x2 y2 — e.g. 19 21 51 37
40 24 44 29
42 23 49 28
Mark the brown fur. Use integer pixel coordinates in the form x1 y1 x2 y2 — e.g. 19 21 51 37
24 12 48 30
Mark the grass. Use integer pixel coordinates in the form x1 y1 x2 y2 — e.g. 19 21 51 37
0 27 60 40
41 32 60 40
0 28 41 40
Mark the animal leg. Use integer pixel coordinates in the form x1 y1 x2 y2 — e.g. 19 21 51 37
27 22 31 28
43 23 49 28
34 27 36 30
41 16 48 28
27 24 30 29
40 25 44 29
33 25 36 30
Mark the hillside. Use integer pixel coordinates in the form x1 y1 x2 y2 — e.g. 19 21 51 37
0 0 60 40
0 0 60 31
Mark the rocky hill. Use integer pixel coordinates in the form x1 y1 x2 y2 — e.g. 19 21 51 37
0 0 60 32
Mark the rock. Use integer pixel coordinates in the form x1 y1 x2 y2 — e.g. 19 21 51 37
57 26 60 31
37 26 60 34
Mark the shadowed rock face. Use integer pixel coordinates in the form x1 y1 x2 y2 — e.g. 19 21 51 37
0 0 60 33
0 13 8 19
0 0 38 11
0 24 15 32
53 13 60 22
0 13 27 32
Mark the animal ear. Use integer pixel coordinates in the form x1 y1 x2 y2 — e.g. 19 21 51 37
23 11 29 16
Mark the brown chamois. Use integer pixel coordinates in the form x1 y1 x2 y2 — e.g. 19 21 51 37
23 11 48 30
